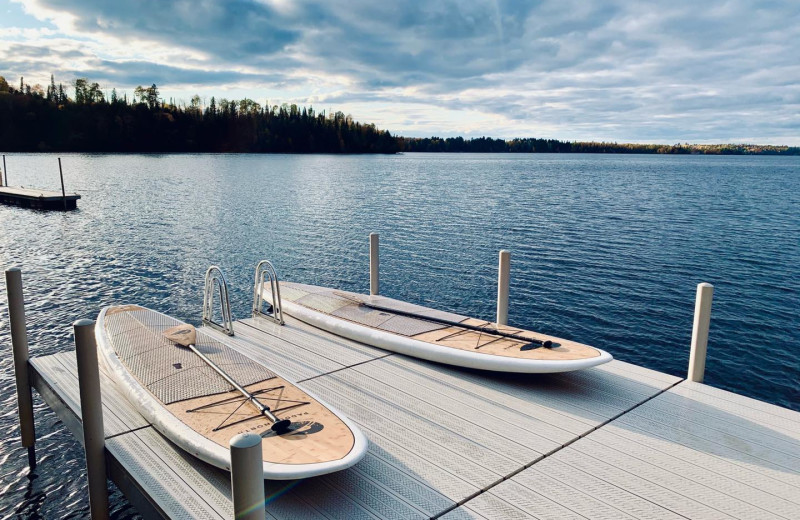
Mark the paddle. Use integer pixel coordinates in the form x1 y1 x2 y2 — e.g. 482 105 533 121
332 291 553 349
163 324 292 433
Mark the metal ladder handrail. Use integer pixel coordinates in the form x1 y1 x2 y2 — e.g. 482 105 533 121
252 260 284 325
202 265 235 336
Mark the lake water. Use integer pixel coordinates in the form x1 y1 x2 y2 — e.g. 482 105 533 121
1 152 798 517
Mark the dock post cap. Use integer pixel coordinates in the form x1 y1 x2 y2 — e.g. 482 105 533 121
230 432 262 449
697 282 714 288
73 318 96 328
6 266 21 272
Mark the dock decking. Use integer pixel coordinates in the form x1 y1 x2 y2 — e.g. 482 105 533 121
0 186 80 209
27 314 800 519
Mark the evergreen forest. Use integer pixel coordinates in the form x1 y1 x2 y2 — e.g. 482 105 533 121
0 76 400 153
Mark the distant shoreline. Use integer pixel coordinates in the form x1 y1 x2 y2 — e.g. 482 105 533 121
2 77 797 156
399 137 800 155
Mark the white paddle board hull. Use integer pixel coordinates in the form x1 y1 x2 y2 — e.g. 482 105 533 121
96 305 368 479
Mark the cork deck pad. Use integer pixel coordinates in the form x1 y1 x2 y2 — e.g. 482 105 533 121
96 305 367 478
268 282 613 373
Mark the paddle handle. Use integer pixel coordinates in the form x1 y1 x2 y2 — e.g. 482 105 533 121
188 343 286 428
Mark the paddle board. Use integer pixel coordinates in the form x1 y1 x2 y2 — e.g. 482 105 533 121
95 304 367 479
264 282 613 373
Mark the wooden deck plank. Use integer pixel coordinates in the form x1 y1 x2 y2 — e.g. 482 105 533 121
352 357 577 446
240 315 386 364
570 437 788 519
397 361 646 426
315 470 425 520
596 359 682 386
587 427 800 517
679 380 800 424
666 384 800 437
620 408 800 477
554 446 737 518
329 367 547 464
384 356 599 434
512 466 643 520
300 375 507 484
601 423 800 504
359 429 480 501
616 411 800 489
456 493 539 520
478 479 594 520
336 452 454 517
548 362 680 403
631 393 800 458
439 508 489 520
522 458 683 520
30 351 149 437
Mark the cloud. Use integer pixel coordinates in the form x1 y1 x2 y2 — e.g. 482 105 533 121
2 0 799 143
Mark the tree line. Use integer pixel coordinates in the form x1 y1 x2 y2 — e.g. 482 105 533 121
1 75 797 155
401 136 800 155
0 75 400 153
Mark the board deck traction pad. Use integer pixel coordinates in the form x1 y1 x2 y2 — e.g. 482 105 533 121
276 281 606 362
104 307 276 404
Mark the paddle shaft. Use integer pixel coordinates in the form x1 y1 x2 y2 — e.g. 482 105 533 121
333 292 551 347
186 342 285 426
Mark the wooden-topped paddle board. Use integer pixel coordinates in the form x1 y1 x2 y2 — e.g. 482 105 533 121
265 282 613 373
95 305 367 479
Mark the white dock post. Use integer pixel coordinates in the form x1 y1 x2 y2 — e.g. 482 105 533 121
74 319 109 520
5 268 36 469
496 250 510 326
369 233 379 295
230 433 266 520
688 283 714 383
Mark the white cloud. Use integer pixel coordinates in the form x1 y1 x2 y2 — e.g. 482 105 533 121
2 0 799 143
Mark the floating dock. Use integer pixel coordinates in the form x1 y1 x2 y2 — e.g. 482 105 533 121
0 186 80 210
24 313 800 519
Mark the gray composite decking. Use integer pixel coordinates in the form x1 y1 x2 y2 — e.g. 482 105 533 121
27 314 800 519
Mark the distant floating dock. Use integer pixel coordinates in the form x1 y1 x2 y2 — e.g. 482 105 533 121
0 155 80 210
0 186 81 210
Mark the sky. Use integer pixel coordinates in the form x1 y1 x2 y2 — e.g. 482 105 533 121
1 0 799 144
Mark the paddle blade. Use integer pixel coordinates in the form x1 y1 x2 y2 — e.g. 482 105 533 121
163 324 197 347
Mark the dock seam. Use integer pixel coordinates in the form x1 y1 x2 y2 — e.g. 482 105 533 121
105 425 152 441
430 377 686 519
